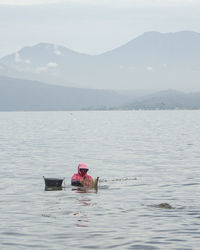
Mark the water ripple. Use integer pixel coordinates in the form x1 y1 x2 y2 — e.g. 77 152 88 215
0 111 200 249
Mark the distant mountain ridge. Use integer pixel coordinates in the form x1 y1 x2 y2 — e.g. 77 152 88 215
0 75 126 111
0 75 200 111
1 31 200 91
123 89 200 110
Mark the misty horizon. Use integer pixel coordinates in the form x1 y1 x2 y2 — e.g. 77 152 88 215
0 30 199 58
0 0 200 110
1 30 200 92
0 0 200 58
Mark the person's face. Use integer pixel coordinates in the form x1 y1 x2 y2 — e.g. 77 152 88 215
80 169 88 176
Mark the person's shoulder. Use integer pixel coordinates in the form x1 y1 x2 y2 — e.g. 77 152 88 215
71 173 79 178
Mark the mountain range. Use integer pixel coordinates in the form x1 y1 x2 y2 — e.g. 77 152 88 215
0 76 126 111
1 31 200 91
1 31 200 110
123 89 200 110
0 75 200 111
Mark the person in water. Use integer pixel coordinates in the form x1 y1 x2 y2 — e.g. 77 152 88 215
71 163 93 187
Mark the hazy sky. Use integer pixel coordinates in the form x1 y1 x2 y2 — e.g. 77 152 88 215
0 0 200 58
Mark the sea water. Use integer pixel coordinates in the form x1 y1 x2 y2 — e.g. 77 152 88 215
0 111 199 249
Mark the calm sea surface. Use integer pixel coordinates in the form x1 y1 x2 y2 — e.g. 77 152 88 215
0 111 200 249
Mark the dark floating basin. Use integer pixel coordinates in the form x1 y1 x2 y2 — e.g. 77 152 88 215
43 176 65 189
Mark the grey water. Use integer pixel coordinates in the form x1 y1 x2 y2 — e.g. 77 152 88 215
0 110 200 249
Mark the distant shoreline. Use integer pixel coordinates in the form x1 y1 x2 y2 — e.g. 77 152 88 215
1 109 200 112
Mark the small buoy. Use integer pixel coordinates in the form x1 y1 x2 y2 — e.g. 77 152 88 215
156 203 173 209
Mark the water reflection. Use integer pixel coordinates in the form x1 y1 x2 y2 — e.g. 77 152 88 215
71 188 99 228
74 209 89 228
71 186 98 193
76 213 89 228
72 197 92 228
44 187 64 191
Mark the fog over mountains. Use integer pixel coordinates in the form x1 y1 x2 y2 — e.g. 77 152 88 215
0 76 126 111
1 31 200 91
124 90 200 110
0 75 200 111
1 31 200 110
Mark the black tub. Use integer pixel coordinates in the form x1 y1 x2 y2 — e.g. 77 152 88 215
43 176 65 188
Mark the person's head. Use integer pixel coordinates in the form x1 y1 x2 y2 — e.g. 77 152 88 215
78 163 89 176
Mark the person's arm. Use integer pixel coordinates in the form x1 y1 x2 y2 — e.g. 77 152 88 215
71 179 82 186
81 176 93 187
